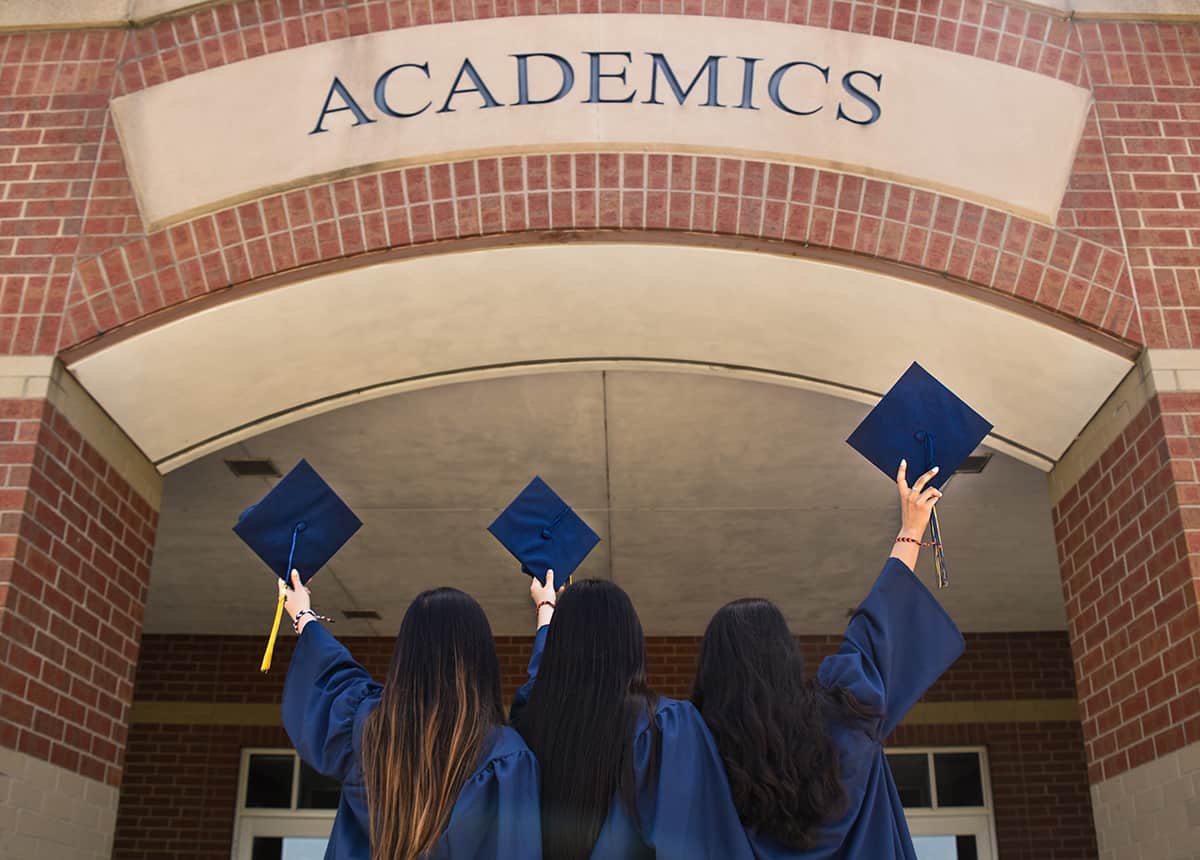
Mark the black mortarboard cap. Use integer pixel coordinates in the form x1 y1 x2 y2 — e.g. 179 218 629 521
846 362 992 489
487 476 600 590
233 459 363 586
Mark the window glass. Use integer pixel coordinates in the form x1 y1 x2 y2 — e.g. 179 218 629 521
934 752 985 807
282 838 329 860
251 837 282 860
912 835 978 860
245 754 294 808
297 761 341 810
886 753 932 808
250 837 328 860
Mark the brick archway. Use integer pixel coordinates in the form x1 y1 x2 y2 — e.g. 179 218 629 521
60 154 1138 353
41 0 1140 354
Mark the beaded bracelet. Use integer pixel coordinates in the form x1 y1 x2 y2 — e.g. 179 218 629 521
896 536 940 548
293 608 334 633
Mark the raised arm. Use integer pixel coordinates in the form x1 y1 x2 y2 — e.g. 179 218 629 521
818 461 964 738
509 569 558 723
280 571 381 780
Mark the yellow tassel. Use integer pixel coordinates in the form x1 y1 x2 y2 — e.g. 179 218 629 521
260 590 286 672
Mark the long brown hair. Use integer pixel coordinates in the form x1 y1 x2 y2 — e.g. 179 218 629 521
513 579 659 860
361 588 504 860
692 598 872 849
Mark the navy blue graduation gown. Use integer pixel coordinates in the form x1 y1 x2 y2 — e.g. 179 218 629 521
750 557 965 860
281 622 543 860
513 626 755 860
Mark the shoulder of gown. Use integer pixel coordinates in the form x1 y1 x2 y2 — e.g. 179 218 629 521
816 557 965 737
438 725 542 860
628 697 756 860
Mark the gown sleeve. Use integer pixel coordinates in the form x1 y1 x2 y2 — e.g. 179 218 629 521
817 557 965 737
282 622 382 781
438 736 543 860
634 699 755 860
509 623 549 724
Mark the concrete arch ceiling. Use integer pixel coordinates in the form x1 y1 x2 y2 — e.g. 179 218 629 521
147 368 1067 637
66 242 1131 475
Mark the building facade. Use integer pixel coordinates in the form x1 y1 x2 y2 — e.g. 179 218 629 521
0 1 1197 859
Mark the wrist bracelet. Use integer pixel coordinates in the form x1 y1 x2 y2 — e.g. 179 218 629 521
536 600 556 612
896 536 940 548
294 608 334 633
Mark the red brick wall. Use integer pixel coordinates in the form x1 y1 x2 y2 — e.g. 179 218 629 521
0 30 125 354
0 399 157 786
891 722 1096 860
0 2 1149 352
115 723 290 860
1053 393 1200 784
114 629 1093 860
1071 22 1200 348
129 630 1080 704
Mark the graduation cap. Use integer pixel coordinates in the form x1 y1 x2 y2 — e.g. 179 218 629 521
233 459 363 671
487 476 600 591
846 362 992 588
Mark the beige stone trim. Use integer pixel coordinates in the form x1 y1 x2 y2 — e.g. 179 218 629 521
902 698 1081 725
109 15 1091 229
0 747 120 860
1048 349 1200 507
1090 739 1200 860
130 701 281 726
128 698 1079 726
0 356 162 509
1 0 1197 31
0 0 128 31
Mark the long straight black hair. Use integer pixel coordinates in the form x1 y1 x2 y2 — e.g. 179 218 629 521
692 598 863 850
360 588 505 860
514 579 659 860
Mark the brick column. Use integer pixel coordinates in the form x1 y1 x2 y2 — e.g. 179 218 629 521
1050 351 1200 860
0 359 161 860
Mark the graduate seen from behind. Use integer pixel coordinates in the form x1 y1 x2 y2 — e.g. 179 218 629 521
692 460 965 859
510 575 756 860
279 577 542 860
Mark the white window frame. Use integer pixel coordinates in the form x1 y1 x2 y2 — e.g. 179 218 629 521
886 746 998 860
232 748 339 860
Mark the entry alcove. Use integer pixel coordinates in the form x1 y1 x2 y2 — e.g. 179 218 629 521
145 368 1064 638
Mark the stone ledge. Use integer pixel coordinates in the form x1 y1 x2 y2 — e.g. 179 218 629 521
1049 349 1200 507
0 747 119 860
1090 739 1200 860
0 356 162 509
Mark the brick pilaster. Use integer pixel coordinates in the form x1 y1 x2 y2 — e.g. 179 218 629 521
0 389 160 859
1052 366 1200 858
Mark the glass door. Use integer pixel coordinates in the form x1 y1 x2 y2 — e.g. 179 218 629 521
907 814 995 860
233 749 340 860
885 747 998 860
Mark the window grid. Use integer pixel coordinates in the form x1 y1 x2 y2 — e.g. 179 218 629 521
237 748 339 820
885 746 993 812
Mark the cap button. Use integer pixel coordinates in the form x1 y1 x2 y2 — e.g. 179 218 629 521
541 527 552 539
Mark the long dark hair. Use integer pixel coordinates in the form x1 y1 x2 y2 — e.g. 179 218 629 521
692 598 856 850
360 588 504 860
514 579 659 860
